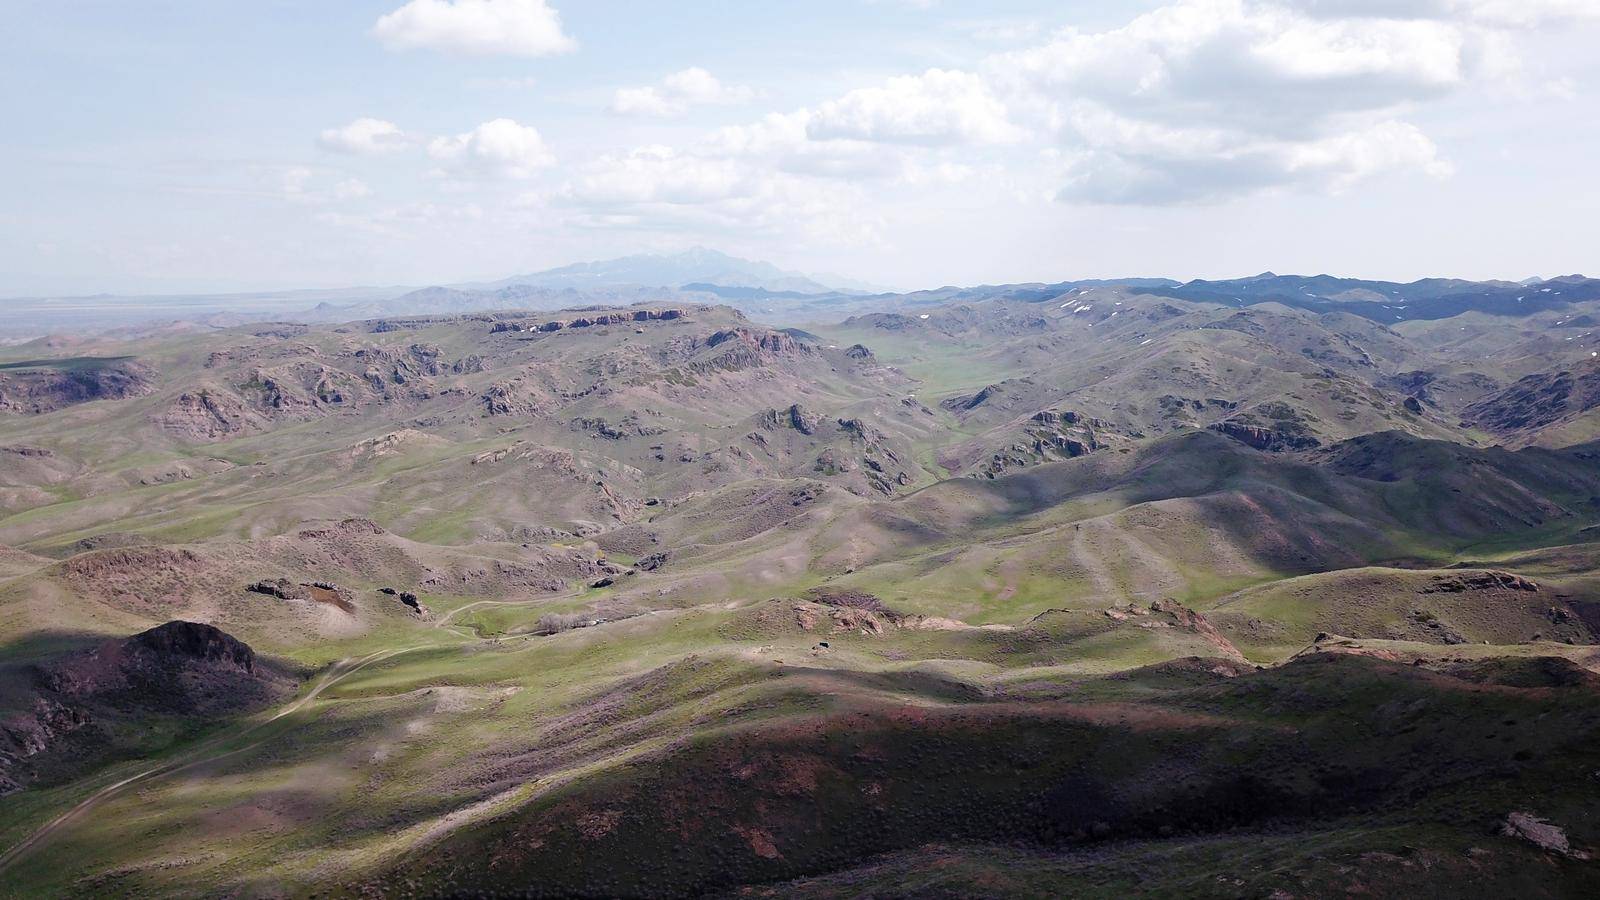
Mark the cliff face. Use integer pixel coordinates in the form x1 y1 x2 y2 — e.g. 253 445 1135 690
0 361 154 414
0 622 289 795
490 307 689 333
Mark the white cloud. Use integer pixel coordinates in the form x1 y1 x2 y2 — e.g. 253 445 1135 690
340 0 1592 252
332 178 374 201
276 169 373 206
1285 0 1600 28
808 69 1025 145
427 118 556 179
990 1 1477 138
281 167 314 198
557 146 881 244
685 0 1575 209
563 146 754 205
611 68 758 118
966 0 1511 203
1463 0 1600 27
318 118 409 155
1052 113 1451 204
708 112 908 181
373 0 575 57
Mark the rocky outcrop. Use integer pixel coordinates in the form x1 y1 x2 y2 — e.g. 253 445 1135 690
1156 395 1238 426
944 383 1006 412
0 698 86 795
570 415 667 440
1465 362 1600 440
844 344 876 362
705 328 804 354
767 594 989 639
1502 812 1589 858
1104 599 1247 661
348 429 439 459
971 408 1104 478
0 360 154 415
1210 420 1321 452
243 368 324 414
386 590 424 615
114 621 258 679
1423 571 1539 594
247 578 306 600
155 387 260 441
1209 403 1323 453
687 328 813 376
760 403 819 435
1 622 287 794
482 378 553 417
247 578 354 612
345 343 449 392
836 418 886 446
1032 409 1105 429
492 308 688 334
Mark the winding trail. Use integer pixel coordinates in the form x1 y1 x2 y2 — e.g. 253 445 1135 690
0 647 411 875
0 588 584 875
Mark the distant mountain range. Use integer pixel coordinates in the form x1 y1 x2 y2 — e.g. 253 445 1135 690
913 272 1600 326
455 248 879 295
316 249 890 322
0 250 882 336
0 254 1592 336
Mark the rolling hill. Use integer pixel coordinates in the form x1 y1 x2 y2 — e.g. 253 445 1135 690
2 276 1600 896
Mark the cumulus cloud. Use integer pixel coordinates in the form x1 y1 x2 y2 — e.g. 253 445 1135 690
808 69 1025 145
707 112 908 181
373 0 575 57
350 0 1590 249
990 1 1478 137
557 146 881 244
427 118 556 179
556 0 1503 223
664 0 1513 209
611 68 758 118
318 118 409 155
962 0 1511 203
1052 114 1451 204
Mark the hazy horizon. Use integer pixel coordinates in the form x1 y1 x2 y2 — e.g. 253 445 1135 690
0 244 1588 304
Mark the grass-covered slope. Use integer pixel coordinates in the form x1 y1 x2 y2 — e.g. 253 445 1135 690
2 297 1600 897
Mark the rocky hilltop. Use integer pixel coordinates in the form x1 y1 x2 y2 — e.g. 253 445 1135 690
0 622 287 795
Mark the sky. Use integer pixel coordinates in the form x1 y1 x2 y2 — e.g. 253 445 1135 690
1 0 1597 297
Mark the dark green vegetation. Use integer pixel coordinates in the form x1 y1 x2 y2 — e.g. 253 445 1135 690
2 280 1600 897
